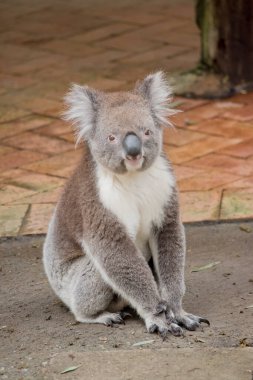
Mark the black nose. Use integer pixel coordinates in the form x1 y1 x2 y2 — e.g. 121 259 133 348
123 133 142 158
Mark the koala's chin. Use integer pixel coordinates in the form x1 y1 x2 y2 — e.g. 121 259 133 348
124 155 144 172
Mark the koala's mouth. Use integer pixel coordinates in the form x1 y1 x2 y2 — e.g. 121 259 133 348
124 154 144 171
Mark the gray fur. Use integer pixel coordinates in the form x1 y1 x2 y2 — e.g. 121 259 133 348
43 72 209 336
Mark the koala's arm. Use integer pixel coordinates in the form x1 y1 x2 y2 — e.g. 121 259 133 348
82 204 166 325
153 188 186 316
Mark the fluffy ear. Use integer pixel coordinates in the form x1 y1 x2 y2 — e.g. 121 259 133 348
135 71 178 127
63 84 99 144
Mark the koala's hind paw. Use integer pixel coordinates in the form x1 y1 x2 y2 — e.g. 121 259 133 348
103 312 127 326
173 312 210 331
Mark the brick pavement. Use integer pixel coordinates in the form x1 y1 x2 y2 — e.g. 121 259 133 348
0 0 253 237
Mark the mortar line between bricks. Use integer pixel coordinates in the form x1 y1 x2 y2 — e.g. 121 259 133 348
18 204 31 236
29 131 77 145
20 168 69 180
218 189 225 220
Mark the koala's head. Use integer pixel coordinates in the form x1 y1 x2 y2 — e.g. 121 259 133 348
64 72 177 174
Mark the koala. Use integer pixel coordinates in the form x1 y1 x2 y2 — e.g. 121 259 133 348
43 71 209 338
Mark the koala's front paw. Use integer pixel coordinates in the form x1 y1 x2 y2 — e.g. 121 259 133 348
145 302 183 339
146 316 183 339
171 311 210 331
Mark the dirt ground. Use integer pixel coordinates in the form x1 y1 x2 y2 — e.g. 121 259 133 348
0 222 253 379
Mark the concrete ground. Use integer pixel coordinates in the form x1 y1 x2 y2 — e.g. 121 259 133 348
0 222 252 379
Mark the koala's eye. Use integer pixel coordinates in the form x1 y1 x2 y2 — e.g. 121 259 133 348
108 134 116 142
144 129 151 136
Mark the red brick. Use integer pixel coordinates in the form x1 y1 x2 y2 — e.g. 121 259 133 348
22 150 82 177
221 176 253 189
0 145 15 156
171 111 199 128
178 170 240 192
214 101 244 110
3 132 73 155
219 139 253 158
0 204 29 237
35 120 72 137
170 102 224 127
220 188 253 219
179 190 221 222
116 19 190 41
13 186 63 205
0 73 35 90
164 136 241 164
0 105 29 123
95 31 162 53
39 40 103 58
190 118 253 139
69 23 136 43
0 184 35 205
0 115 53 139
161 50 199 72
173 165 204 181
0 150 47 173
123 45 192 65
78 51 129 70
60 133 76 144
5 54 64 75
20 203 55 235
164 128 206 147
230 91 253 105
171 104 223 128
0 43 45 63
189 153 253 176
154 31 200 48
100 9 165 25
85 78 126 91
18 98 62 117
223 105 253 122
173 97 208 111
2 170 65 191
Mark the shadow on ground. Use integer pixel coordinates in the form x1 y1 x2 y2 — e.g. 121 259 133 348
0 222 253 379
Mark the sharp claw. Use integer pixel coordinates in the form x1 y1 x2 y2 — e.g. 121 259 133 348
199 318 210 326
148 324 158 333
105 320 113 327
114 315 125 324
159 328 168 341
120 311 132 319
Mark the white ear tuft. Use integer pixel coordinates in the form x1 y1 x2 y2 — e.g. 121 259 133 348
63 84 98 144
135 71 178 127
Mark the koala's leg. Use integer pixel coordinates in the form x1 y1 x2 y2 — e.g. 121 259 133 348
81 227 183 338
151 191 210 331
107 295 129 313
70 258 129 326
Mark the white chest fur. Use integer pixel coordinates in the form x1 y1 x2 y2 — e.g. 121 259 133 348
96 156 174 258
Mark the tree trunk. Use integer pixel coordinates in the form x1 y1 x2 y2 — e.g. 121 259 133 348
196 0 253 88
